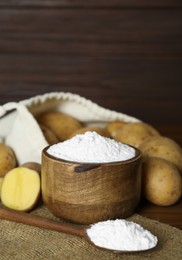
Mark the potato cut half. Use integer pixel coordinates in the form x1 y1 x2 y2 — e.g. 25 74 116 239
1 167 40 211
0 177 3 200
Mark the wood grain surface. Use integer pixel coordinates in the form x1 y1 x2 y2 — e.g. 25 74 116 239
0 0 182 229
137 198 182 230
0 1 181 126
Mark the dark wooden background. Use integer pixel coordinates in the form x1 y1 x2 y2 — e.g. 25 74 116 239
0 0 182 144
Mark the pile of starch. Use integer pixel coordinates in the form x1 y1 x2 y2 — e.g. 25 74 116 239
86 219 158 251
47 131 136 163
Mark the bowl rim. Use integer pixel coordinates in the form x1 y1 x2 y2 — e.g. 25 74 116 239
42 144 141 166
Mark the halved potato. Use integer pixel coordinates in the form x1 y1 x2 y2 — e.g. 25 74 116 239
1 167 40 211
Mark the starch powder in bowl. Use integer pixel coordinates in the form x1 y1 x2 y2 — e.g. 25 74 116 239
47 131 136 163
86 219 158 251
42 131 141 224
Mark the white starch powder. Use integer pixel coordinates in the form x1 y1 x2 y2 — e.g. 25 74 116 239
47 131 136 163
86 219 158 251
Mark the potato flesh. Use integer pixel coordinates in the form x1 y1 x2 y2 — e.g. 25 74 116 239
0 177 3 200
1 167 40 211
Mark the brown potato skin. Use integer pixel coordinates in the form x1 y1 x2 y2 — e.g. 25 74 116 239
106 120 127 138
0 143 17 177
139 136 182 173
39 124 59 144
37 111 83 141
142 157 182 206
21 162 41 175
114 122 160 148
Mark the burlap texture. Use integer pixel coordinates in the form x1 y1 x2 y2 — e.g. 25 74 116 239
0 204 182 260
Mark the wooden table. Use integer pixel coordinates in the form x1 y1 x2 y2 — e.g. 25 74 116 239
137 198 182 230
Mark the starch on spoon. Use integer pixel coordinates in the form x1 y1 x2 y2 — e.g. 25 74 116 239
86 219 158 251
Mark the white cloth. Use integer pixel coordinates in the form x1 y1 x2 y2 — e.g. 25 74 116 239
0 92 140 164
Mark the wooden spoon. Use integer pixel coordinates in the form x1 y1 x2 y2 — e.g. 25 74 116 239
0 207 156 253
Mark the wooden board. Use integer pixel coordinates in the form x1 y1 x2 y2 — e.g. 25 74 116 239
0 1 181 126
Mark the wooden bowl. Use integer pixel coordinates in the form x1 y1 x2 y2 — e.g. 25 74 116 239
41 146 141 224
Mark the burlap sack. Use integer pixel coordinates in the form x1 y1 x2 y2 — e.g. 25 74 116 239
0 204 182 260
0 92 139 164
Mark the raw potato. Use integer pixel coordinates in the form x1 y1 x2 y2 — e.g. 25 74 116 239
21 162 41 175
142 157 182 206
0 143 17 177
39 124 59 144
1 167 40 211
106 120 127 138
69 126 111 139
0 177 3 200
37 111 83 141
114 122 160 148
139 136 182 173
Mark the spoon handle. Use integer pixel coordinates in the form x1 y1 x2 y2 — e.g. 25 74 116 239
0 207 84 238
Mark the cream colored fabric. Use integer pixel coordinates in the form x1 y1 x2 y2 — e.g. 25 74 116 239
0 92 140 164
